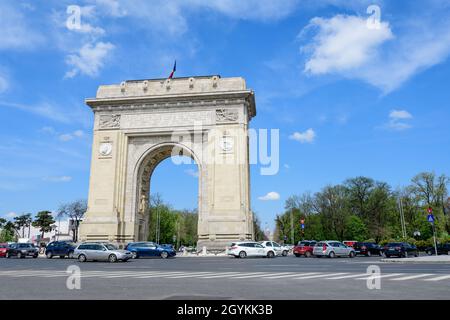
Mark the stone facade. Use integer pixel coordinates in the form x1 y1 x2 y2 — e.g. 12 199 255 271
79 76 256 249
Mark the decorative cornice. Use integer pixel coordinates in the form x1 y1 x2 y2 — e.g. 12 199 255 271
86 90 256 120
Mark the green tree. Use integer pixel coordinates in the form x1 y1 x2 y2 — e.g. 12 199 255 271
32 211 55 240
57 200 87 242
14 214 32 238
344 215 368 241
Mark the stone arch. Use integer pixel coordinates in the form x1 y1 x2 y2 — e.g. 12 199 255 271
132 142 202 241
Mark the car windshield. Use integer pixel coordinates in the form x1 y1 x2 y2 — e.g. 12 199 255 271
105 244 117 250
18 244 33 248
387 243 402 247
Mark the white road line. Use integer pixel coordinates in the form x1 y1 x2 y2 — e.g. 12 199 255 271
326 273 369 280
356 273 404 280
131 272 201 279
423 275 450 281
293 273 348 280
233 273 281 279
196 272 241 279
169 272 219 279
264 273 311 279
390 274 434 281
100 272 163 278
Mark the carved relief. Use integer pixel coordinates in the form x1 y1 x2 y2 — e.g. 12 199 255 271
216 109 238 123
99 114 121 129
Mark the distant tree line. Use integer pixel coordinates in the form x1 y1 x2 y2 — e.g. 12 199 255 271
274 172 450 247
0 200 87 243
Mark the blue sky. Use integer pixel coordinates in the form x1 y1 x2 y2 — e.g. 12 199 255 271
0 0 449 232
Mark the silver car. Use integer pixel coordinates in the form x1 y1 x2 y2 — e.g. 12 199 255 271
74 242 132 262
313 241 356 258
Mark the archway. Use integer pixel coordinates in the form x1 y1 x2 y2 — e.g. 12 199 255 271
134 143 200 243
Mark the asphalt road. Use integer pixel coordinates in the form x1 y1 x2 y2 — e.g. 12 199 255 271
1 255 449 300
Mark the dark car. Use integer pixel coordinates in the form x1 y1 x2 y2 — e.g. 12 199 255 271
125 242 176 259
6 243 39 258
293 240 317 257
45 241 77 259
354 242 384 257
425 243 450 255
383 242 418 258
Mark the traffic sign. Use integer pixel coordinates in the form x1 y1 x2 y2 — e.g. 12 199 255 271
427 207 433 213
427 214 435 223
301 224 305 229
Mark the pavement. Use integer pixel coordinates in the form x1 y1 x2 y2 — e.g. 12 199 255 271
1 254 449 300
382 255 450 264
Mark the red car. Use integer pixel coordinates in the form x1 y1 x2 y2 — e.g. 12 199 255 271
293 240 317 257
0 243 8 257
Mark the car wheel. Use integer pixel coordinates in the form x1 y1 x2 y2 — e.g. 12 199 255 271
403 252 408 258
59 256 65 259
17 252 23 259
78 254 87 262
366 251 371 257
68 251 74 259
349 251 355 258
328 251 335 258
282 250 288 257
294 253 300 257
6 252 10 258
385 254 390 258
108 254 118 263
46 251 53 259
131 252 138 259
426 250 432 255
305 251 312 258
239 251 247 258
267 251 275 258
160 251 169 259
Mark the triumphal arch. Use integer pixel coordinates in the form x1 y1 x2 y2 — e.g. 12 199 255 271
79 75 256 249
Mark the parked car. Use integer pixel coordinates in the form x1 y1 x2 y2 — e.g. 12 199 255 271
0 243 8 257
124 242 176 259
259 241 288 256
5 243 39 258
45 241 77 259
293 240 317 257
313 241 356 258
227 241 276 258
343 240 358 248
425 243 450 255
353 242 384 257
383 242 418 258
74 242 132 262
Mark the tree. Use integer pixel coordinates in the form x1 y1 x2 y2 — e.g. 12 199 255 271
0 220 16 242
344 215 368 241
32 211 55 240
57 200 87 242
14 214 31 238
253 214 267 241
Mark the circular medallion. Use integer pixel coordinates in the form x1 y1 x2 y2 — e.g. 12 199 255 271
99 142 113 156
220 136 234 152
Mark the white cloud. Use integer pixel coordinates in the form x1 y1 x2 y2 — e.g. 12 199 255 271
0 101 71 123
185 169 199 178
65 42 115 78
0 2 43 50
389 109 413 120
384 109 413 131
301 9 450 93
302 15 393 75
0 74 8 93
43 176 72 183
5 212 17 218
59 130 85 142
258 192 280 201
289 129 316 143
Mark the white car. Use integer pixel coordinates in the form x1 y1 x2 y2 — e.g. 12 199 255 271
313 241 356 258
227 241 276 258
259 241 289 256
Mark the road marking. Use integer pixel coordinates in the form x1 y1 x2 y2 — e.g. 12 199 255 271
263 272 312 279
326 273 369 280
233 272 281 279
356 273 404 280
196 272 241 279
390 274 434 281
169 272 219 279
423 275 450 281
292 273 348 280
130 272 190 279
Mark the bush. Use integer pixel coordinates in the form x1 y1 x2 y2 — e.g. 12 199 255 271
415 239 433 250
363 239 376 243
